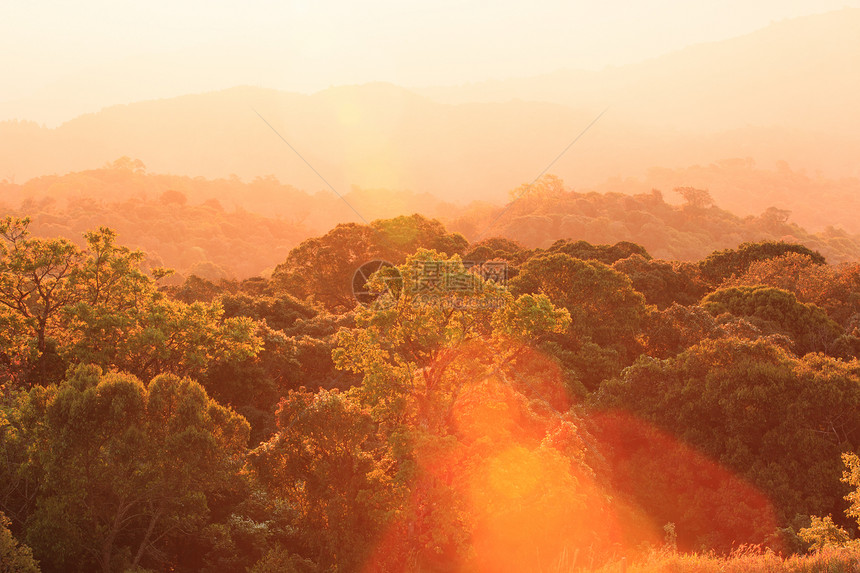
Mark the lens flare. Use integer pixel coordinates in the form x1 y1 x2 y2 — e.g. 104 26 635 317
362 341 779 571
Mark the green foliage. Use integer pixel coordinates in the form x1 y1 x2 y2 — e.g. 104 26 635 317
164 275 226 304
699 241 826 284
462 237 525 263
595 338 860 541
0 216 83 383
613 254 706 308
588 408 780 553
702 286 843 355
65 297 262 381
842 451 860 526
511 253 646 349
491 293 570 343
218 292 317 333
246 388 400 572
4 196 860 571
798 515 850 552
249 548 316 573
0 217 263 387
0 511 40 573
510 252 647 390
328 249 617 570
202 293 359 443
676 186 714 209
724 254 860 331
7 367 249 573
642 303 724 358
545 238 651 265
333 249 568 423
371 214 467 256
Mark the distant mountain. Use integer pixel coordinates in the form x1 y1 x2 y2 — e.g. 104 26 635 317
1 8 858 207
416 8 860 137
0 84 631 199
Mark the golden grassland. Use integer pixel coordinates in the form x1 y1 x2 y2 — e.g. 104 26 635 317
584 546 860 573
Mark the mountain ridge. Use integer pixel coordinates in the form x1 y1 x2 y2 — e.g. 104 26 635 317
2 8 858 206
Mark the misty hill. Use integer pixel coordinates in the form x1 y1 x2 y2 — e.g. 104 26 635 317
3 166 859 280
417 8 860 137
590 158 860 234
0 157 454 230
0 83 619 200
448 175 860 265
1 9 859 208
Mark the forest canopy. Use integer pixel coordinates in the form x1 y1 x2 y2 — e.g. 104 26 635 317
1 179 860 572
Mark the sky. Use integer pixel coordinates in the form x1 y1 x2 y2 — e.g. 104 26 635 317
2 0 859 124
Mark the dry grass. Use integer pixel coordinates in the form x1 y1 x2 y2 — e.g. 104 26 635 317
589 545 860 573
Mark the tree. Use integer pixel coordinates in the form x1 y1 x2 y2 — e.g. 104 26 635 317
271 215 466 312
462 237 525 264
246 388 400 572
159 190 187 206
509 174 565 201
105 156 146 173
509 252 647 390
699 241 826 285
249 548 315 573
702 286 843 356
372 214 467 257
0 219 261 387
165 275 226 303
333 249 568 424
675 186 714 209
511 253 645 349
595 338 860 539
0 217 82 382
723 252 830 298
831 263 860 330
800 451 860 553
642 303 725 358
612 255 706 309
71 227 263 382
545 239 651 265
18 366 249 573
328 250 615 570
63 296 262 382
587 409 779 553
725 254 860 331
842 451 860 528
759 206 793 230
798 515 850 552
206 292 361 443
0 511 39 573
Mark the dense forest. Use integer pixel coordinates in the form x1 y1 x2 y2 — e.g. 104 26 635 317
6 3 860 572
3 195 860 571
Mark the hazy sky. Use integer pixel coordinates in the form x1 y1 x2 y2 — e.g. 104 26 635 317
2 0 859 123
